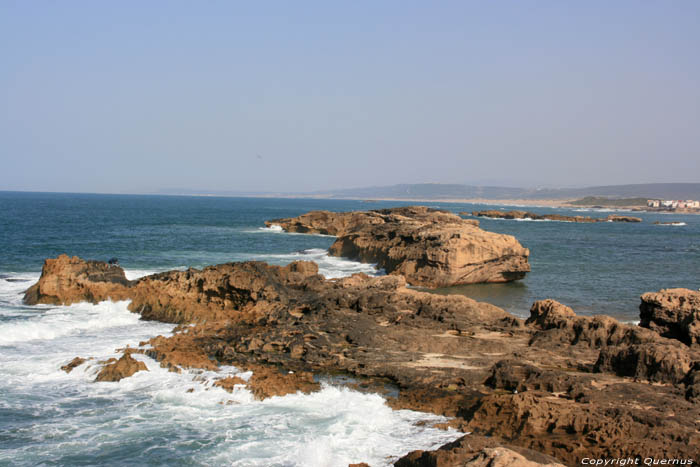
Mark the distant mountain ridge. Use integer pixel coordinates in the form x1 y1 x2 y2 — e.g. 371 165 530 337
154 183 700 201
316 183 700 201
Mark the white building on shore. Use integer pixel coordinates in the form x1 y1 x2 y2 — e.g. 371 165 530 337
648 199 700 209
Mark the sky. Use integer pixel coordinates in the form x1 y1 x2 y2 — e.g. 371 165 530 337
1 1 699 194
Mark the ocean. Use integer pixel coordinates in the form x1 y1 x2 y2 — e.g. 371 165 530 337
1 191 698 466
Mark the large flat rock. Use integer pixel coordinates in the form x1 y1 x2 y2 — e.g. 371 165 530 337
266 206 530 287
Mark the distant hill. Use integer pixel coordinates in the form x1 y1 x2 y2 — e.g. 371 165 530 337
317 183 700 201
568 197 648 207
153 183 700 201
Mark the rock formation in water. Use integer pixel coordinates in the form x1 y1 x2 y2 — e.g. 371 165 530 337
26 255 700 465
265 206 530 287
469 210 643 223
94 351 148 382
23 255 131 305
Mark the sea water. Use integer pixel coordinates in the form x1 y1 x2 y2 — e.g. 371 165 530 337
1 192 698 465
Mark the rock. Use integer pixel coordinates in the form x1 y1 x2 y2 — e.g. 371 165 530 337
470 210 642 223
526 299 660 348
266 207 530 287
144 333 219 371
60 356 87 373
95 352 148 382
213 376 247 392
245 365 320 399
640 288 700 346
605 214 642 222
395 435 565 466
684 362 700 402
24 254 131 305
23 257 700 463
594 343 693 384
485 360 581 394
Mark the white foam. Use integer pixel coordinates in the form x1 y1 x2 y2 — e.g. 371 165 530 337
655 222 686 226
513 217 552 222
0 300 145 345
255 249 383 278
246 225 336 238
123 268 160 280
0 297 461 466
0 272 40 306
260 224 284 232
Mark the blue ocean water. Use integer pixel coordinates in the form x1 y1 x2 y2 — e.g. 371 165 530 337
0 191 698 466
2 191 698 319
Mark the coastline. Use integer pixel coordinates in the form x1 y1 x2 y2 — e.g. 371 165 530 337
3 198 699 465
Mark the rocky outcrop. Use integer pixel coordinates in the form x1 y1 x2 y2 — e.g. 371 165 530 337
469 210 642 223
24 254 131 305
266 207 530 287
526 299 660 348
95 351 148 382
24 258 700 464
395 436 565 466
60 356 87 373
594 342 693 384
640 288 700 346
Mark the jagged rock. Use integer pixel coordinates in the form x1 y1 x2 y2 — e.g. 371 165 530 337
640 288 700 346
266 207 530 287
484 360 583 394
395 435 565 466
95 352 147 382
23 257 700 463
213 376 247 392
143 333 220 372
24 254 131 305
462 391 698 463
245 365 320 399
60 356 87 373
594 343 693 384
684 363 700 402
526 299 660 348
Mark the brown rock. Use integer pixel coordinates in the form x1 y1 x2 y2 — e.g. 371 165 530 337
594 343 693 384
144 333 219 372
640 288 700 346
214 376 247 392
95 352 148 382
60 356 87 373
395 435 565 466
470 210 642 223
605 214 642 222
24 254 131 305
526 299 660 348
266 207 530 287
245 365 320 400
23 256 700 463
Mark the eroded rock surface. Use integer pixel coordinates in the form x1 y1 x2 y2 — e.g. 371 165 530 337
395 435 566 467
640 288 700 346
24 257 700 465
24 254 131 305
266 207 530 287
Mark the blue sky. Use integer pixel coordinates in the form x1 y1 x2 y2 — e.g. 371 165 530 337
1 1 699 193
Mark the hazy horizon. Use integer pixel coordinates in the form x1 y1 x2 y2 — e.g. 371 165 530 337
2 2 699 194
